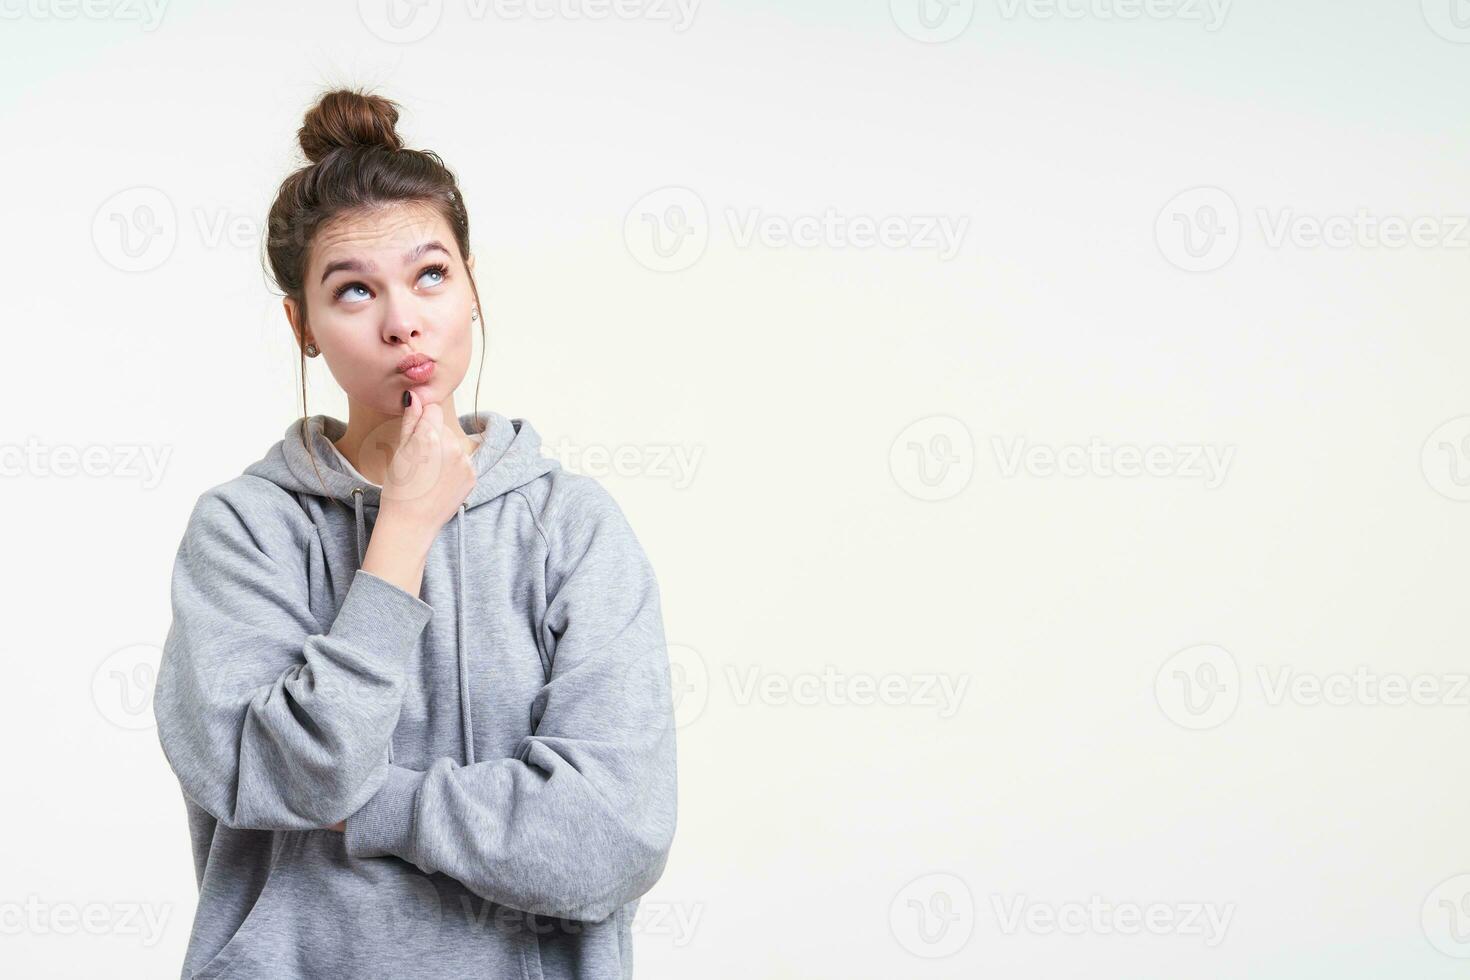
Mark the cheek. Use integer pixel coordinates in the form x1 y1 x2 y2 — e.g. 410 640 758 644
319 331 379 379
454 318 477 362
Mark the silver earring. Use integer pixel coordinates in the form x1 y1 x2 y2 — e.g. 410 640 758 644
470 307 480 322
304 343 319 357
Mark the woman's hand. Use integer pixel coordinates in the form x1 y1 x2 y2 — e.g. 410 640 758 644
380 392 478 532
326 820 346 832
360 392 478 597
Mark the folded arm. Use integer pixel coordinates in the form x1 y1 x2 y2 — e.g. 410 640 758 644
154 484 433 831
344 482 678 922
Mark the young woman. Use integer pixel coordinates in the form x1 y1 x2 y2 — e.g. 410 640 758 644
153 88 678 980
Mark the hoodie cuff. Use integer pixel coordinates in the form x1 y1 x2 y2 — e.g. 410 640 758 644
329 569 434 650
344 764 426 860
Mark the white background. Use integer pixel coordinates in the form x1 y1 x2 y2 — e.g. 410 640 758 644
3 0 1470 976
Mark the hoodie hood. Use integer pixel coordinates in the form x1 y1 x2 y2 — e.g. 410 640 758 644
246 409 558 514
242 409 558 768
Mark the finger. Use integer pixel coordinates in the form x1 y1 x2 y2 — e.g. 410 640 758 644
398 389 424 449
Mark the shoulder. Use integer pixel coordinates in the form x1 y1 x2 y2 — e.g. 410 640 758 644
182 474 318 565
516 467 630 534
516 468 652 569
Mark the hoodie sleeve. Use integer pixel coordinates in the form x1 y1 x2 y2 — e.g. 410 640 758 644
153 482 435 831
342 481 678 923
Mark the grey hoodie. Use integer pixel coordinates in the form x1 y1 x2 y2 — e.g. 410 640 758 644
153 410 677 980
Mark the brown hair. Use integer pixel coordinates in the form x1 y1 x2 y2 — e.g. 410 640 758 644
262 86 487 491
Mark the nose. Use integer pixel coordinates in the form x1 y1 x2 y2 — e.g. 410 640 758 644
381 317 422 346
379 290 425 346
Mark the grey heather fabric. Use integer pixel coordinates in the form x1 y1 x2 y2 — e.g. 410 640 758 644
153 410 677 979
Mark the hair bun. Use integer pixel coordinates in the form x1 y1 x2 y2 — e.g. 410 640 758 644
297 88 403 164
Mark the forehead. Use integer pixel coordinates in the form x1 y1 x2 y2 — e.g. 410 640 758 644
310 203 456 270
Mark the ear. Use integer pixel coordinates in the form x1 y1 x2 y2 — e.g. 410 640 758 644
465 253 475 273
283 297 310 351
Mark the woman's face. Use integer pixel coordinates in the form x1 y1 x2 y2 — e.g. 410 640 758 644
287 202 476 416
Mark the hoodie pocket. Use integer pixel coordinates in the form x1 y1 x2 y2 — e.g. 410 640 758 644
192 829 545 979
190 833 305 980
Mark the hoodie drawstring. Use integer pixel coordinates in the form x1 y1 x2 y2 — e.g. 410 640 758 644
349 486 475 768
456 503 475 766
351 487 366 566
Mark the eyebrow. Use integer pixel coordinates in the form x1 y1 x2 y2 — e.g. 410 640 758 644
319 241 451 285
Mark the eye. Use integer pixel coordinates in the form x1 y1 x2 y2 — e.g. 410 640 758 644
332 282 371 303
330 263 450 304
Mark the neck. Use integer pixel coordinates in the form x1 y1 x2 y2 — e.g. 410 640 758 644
331 396 479 487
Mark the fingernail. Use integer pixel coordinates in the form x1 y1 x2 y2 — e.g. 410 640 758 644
402 390 411 408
